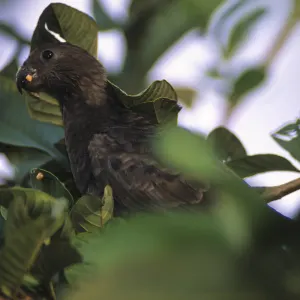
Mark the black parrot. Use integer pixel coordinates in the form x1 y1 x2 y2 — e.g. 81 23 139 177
16 42 210 216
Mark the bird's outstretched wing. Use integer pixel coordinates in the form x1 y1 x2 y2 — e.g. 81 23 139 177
88 131 209 213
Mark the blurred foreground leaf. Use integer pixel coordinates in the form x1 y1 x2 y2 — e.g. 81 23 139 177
61 209 292 300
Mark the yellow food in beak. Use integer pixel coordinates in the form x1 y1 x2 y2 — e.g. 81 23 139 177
25 74 33 82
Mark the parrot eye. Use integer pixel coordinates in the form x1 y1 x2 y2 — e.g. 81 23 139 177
41 50 54 60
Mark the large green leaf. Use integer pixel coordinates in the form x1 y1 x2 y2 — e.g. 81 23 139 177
271 120 300 162
30 3 98 57
0 76 65 161
0 192 66 297
70 185 114 233
207 126 247 162
226 154 299 178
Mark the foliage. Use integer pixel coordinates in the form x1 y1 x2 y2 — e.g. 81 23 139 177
0 0 300 299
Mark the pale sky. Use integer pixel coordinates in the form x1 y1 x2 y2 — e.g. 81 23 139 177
0 0 300 217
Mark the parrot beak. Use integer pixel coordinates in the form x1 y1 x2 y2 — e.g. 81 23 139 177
16 66 36 95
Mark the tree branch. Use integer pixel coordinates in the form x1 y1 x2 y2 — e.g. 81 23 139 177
257 177 300 203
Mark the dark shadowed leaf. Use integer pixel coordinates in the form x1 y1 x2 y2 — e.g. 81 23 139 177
30 3 98 57
225 8 266 58
29 168 74 209
229 67 266 106
93 0 119 30
226 154 299 178
0 144 51 184
271 120 300 162
70 185 113 233
207 126 247 162
30 239 82 284
0 76 65 162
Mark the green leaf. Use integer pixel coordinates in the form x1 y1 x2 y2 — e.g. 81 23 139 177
30 3 98 57
93 0 119 30
26 92 63 126
100 185 114 226
0 194 66 296
70 185 113 233
271 120 300 162
153 126 270 216
207 126 247 162
174 86 198 108
108 79 181 124
229 67 266 106
225 8 266 58
0 144 51 184
0 76 65 161
29 168 74 209
226 154 299 178
64 213 233 286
